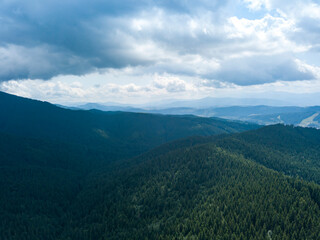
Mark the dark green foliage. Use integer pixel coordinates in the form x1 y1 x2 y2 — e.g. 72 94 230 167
214 124 320 184
1 125 320 239
63 144 320 240
1 92 320 239
0 91 257 163
0 133 97 240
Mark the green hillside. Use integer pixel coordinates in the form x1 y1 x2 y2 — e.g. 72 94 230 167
0 132 98 240
214 125 320 184
2 129 320 240
0 91 257 162
1 92 320 239
62 137 320 240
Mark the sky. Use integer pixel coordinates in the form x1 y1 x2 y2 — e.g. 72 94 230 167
1 0 320 105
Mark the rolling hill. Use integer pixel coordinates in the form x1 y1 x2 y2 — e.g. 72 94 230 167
0 91 258 162
1 92 320 239
58 125 320 240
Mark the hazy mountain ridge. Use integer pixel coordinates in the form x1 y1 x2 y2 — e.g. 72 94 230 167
73 102 320 129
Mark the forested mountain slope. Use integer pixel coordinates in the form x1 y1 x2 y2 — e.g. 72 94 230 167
0 91 257 162
0 132 101 240
61 136 320 240
1 92 320 239
214 125 320 184
1 125 320 239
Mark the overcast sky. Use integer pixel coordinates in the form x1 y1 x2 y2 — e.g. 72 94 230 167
1 0 320 105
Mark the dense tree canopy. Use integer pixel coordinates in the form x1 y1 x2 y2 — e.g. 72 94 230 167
1 92 320 239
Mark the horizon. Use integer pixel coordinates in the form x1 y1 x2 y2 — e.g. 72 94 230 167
65 95 320 108
3 90 320 108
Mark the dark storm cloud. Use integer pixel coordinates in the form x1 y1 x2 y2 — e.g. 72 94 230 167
209 54 315 86
0 0 151 80
0 0 227 81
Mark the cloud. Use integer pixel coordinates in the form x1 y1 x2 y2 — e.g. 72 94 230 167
210 54 315 85
0 0 227 82
0 0 319 101
289 3 320 47
0 72 199 103
2 72 320 106
153 75 188 92
244 0 320 47
0 44 93 80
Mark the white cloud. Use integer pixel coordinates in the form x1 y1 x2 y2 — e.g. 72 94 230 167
153 75 189 92
0 72 200 104
225 14 307 56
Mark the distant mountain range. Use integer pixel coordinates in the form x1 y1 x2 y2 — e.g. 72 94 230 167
72 97 288 110
73 102 320 129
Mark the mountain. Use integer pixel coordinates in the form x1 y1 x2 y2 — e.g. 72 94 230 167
0 91 258 163
144 97 289 108
58 125 320 239
72 100 320 129
71 97 290 110
201 106 320 128
2 124 318 239
151 106 320 129
75 103 145 112
214 124 320 183
1 91 320 239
